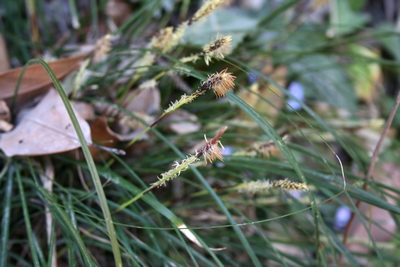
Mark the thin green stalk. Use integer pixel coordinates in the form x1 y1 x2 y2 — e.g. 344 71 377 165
0 157 11 181
90 0 99 39
126 126 151 147
47 219 56 267
0 165 14 267
68 0 80 29
16 166 40 267
24 59 122 267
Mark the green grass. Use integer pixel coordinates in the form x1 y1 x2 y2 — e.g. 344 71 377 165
1 0 400 266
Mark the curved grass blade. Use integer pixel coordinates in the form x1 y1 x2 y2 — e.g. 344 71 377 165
19 58 122 267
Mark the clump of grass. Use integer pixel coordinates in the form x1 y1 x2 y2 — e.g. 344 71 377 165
3 0 400 266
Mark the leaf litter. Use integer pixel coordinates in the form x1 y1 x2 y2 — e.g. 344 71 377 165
0 88 92 157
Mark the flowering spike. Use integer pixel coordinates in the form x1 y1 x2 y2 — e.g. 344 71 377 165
189 0 225 25
93 34 112 63
198 69 236 98
149 27 174 50
197 126 228 164
237 179 308 194
271 178 308 191
203 36 232 65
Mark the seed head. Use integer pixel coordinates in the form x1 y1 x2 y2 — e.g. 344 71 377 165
200 69 236 98
93 34 112 62
197 126 227 164
237 179 308 194
149 27 174 50
190 0 225 25
162 22 189 53
203 36 232 65
271 178 308 191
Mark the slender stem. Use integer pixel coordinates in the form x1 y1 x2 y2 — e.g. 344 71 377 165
126 126 151 147
0 165 14 266
341 90 400 266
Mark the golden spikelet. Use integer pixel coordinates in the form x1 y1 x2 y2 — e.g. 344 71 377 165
190 0 225 25
237 179 308 194
202 36 232 65
162 21 189 53
150 27 174 50
271 178 308 191
204 69 236 98
93 34 112 62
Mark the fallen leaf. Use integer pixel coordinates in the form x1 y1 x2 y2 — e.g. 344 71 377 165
114 82 160 135
123 85 161 114
0 121 13 132
0 34 10 72
91 115 147 143
0 54 85 109
0 88 92 157
89 116 120 160
106 0 133 27
164 109 201 134
72 101 95 121
0 100 10 121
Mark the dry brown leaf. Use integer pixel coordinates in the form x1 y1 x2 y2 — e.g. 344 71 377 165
0 88 92 157
0 34 10 72
91 115 147 144
0 100 10 121
0 54 85 109
72 101 95 121
0 121 13 132
113 84 160 135
89 116 120 160
106 0 133 27
163 109 201 134
123 86 161 114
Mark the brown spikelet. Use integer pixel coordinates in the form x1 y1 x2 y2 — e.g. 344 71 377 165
197 126 227 164
257 141 281 157
198 69 236 98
